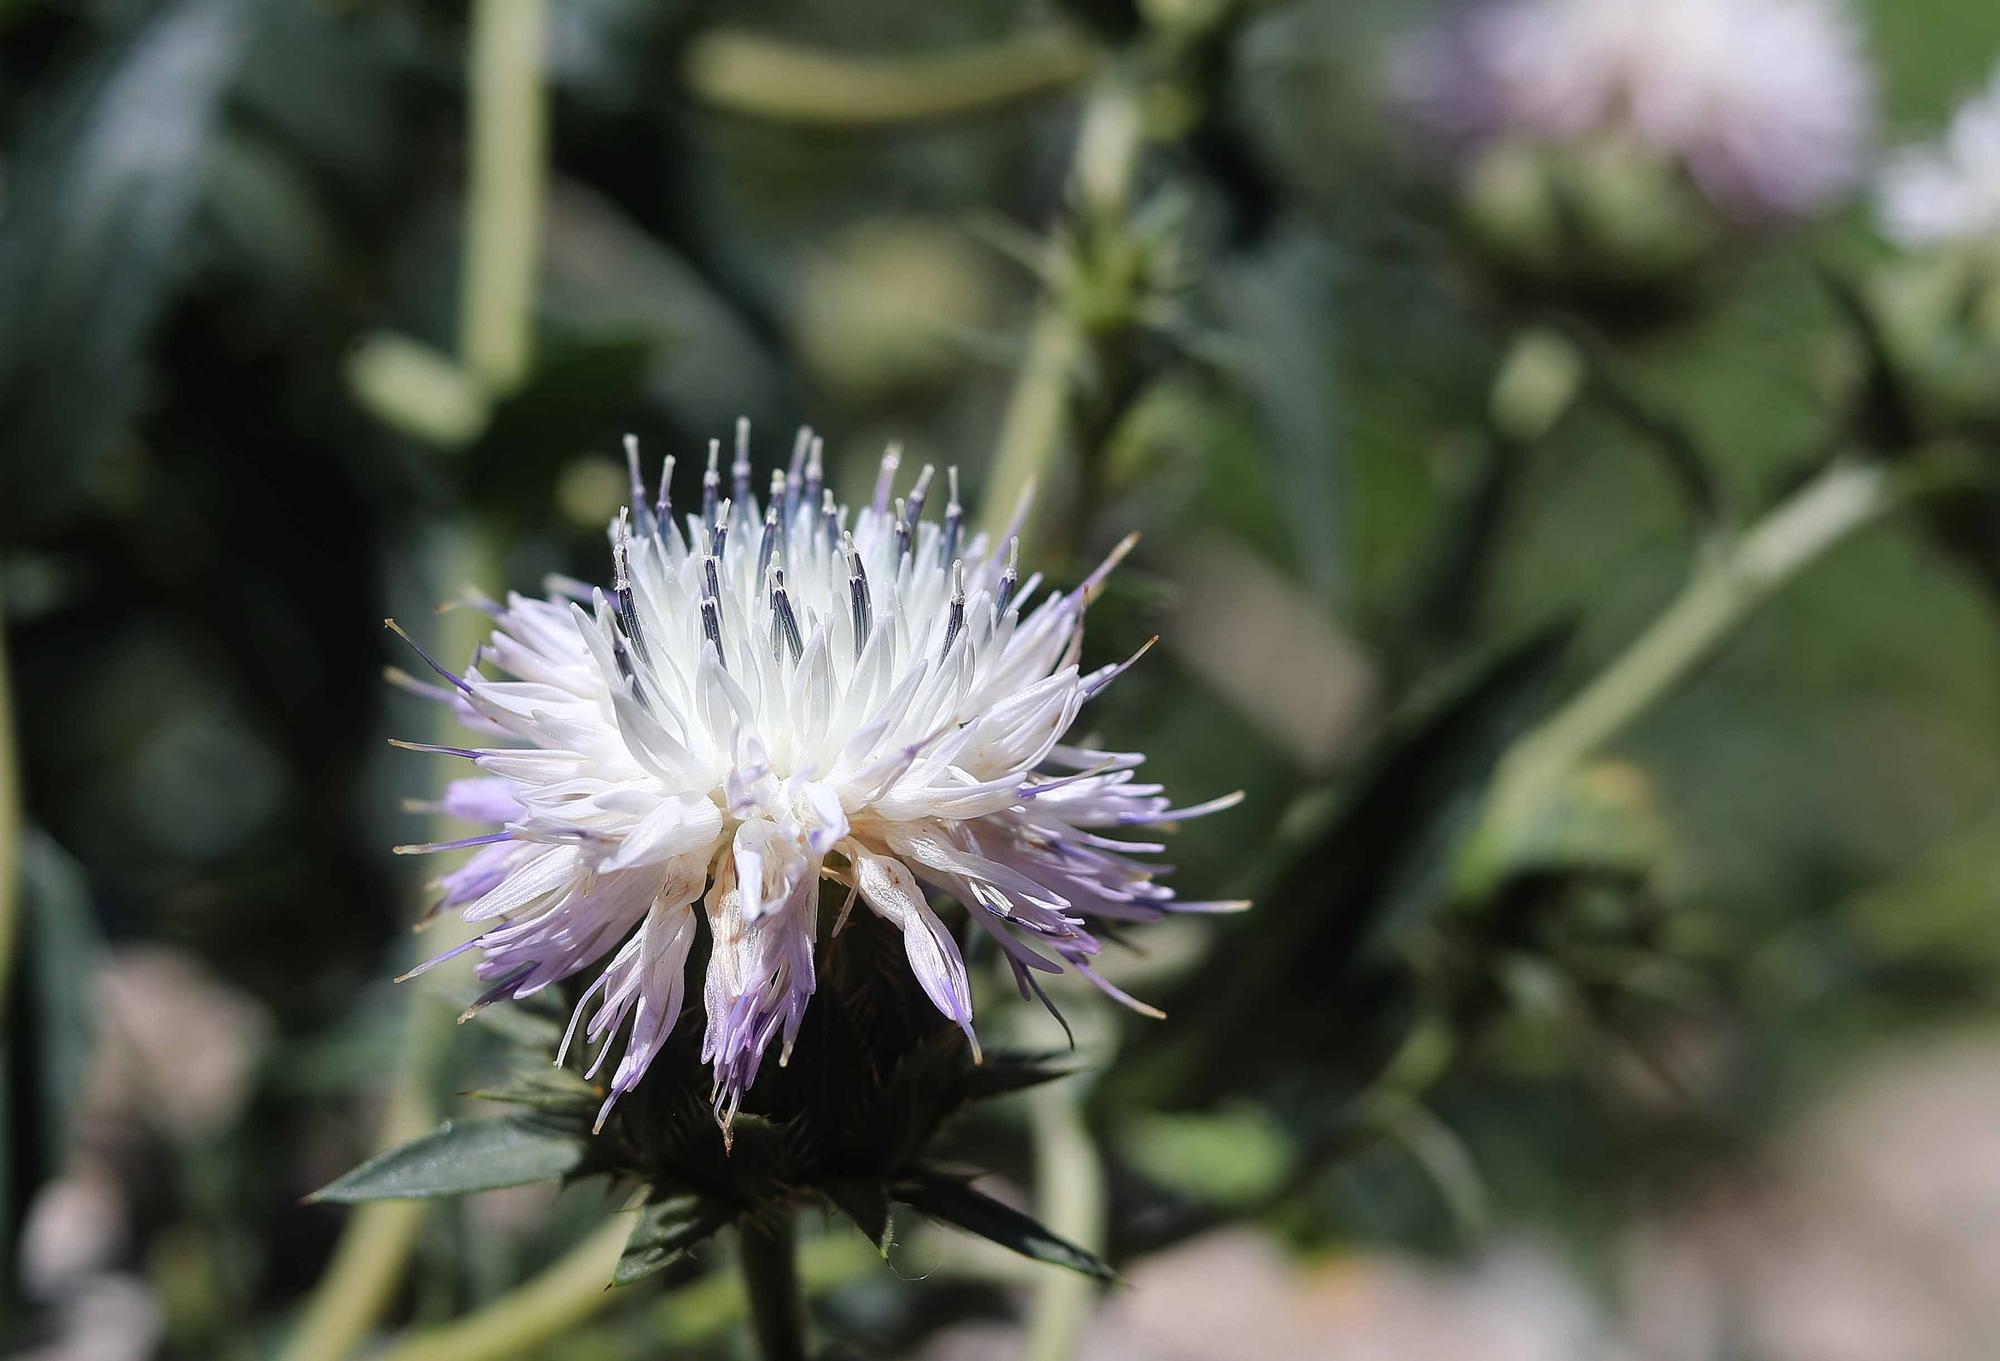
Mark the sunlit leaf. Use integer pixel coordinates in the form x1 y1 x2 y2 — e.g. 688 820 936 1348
961 1051 1077 1103
1118 1106 1296 1209
893 1172 1114 1280
309 1117 586 1203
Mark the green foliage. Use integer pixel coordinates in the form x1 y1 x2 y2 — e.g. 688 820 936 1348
890 1171 1115 1281
612 1196 736 1286
309 1117 589 1203
464 1065 602 1116
316 914 1105 1285
8 0 2000 1352
0 0 252 537
1 834 103 1306
1118 1107 1296 1209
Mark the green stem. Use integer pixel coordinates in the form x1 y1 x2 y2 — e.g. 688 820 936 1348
1023 1081 1106 1361
0 600 19 1021
682 26 1091 127
374 1217 629 1361
738 1214 809 1361
376 1229 898 1361
277 989 453 1361
978 65 1144 553
1459 458 1909 896
459 0 547 394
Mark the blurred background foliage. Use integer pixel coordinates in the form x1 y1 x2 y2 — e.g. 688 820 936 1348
5 0 2000 1358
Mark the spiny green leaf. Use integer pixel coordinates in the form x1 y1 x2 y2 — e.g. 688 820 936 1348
612 1195 734 1285
465 1065 600 1114
823 1179 893 1255
446 985 567 1048
309 1117 586 1203
893 1172 1114 1281
963 1051 1077 1103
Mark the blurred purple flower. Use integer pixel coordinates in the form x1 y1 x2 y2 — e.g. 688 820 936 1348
1878 64 2000 247
392 425 1243 1131
1393 0 1876 221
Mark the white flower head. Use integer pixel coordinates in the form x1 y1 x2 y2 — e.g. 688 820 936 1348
393 424 1243 1129
1878 64 2000 248
1393 0 1876 221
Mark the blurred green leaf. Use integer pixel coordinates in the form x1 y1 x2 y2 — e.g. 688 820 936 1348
892 1171 1115 1280
1130 622 1575 1108
0 0 253 534
309 1117 586 1203
1358 1098 1490 1239
1213 224 1346 602
1118 1106 1295 1209
1495 760 1666 881
612 1195 734 1285
1846 810 2000 972
1 832 103 1303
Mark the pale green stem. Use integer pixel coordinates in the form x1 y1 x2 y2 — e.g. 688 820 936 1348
371 1222 1045 1361
0 601 18 1303
978 67 1144 552
1459 458 1910 895
390 1234 884 1361
0 600 19 1020
982 312 1087 553
459 0 548 394
372 1217 629 1361
276 1007 450 1361
682 27 1091 127
1024 1079 1107 1361
1070 70 1144 224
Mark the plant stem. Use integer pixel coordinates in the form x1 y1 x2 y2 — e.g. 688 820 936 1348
738 1213 809 1361
275 1045 442 1361
1459 458 1908 895
1024 1080 1107 1361
0 600 20 1022
459 0 547 394
376 1227 904 1361
375 1216 629 1361
978 63 1145 553
682 26 1091 127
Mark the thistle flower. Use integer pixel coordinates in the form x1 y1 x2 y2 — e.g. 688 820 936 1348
1393 0 1874 222
1877 65 2000 248
391 424 1242 1131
